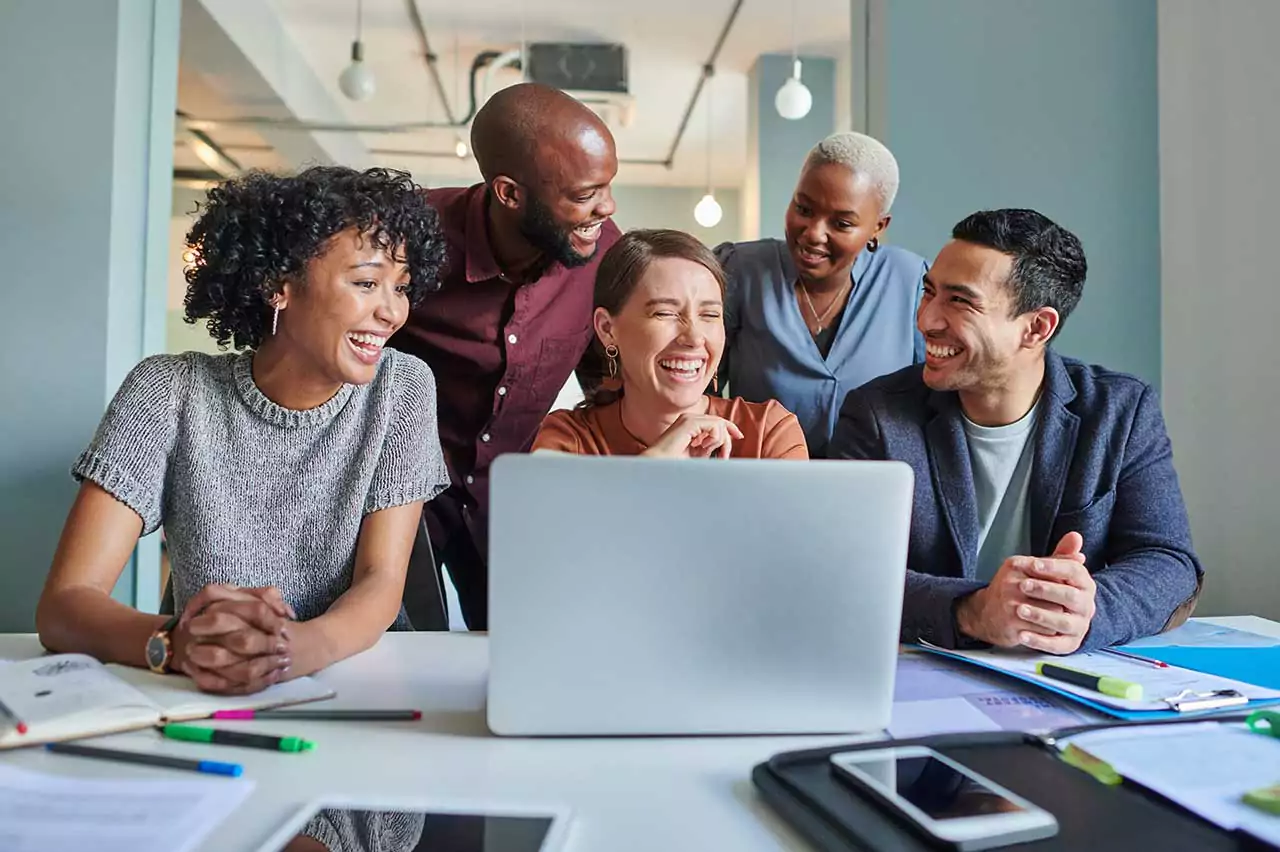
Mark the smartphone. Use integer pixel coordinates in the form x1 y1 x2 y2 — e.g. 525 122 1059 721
829 746 1058 851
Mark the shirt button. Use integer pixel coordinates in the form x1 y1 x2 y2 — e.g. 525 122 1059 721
465 475 474 485
507 333 518 345
497 386 508 396
481 433 491 443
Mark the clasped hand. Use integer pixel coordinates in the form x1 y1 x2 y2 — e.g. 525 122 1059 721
171 584 296 694
642 413 745 459
955 532 1098 654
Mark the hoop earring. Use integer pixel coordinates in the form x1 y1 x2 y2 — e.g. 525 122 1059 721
866 238 879 253
604 344 619 378
272 305 280 336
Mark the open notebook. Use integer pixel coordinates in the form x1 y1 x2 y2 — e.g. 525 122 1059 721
0 654 334 748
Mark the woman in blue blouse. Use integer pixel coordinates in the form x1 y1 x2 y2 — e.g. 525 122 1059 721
716 131 927 457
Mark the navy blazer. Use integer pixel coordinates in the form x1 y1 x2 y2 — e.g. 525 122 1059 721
830 350 1203 650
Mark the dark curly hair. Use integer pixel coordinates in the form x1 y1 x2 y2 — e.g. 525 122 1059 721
183 166 446 350
952 209 1087 327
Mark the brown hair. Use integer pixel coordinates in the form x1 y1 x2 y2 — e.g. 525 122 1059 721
580 229 727 408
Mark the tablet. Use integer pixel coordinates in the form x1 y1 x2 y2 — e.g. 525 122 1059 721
254 796 570 852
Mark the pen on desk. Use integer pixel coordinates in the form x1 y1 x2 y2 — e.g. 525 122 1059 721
46 742 242 776
0 696 28 735
1035 662 1145 701
1096 647 1168 668
161 723 315 752
211 709 422 721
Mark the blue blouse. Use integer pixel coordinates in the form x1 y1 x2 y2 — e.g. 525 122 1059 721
716 239 927 457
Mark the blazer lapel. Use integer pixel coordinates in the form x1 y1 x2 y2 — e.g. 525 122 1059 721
1029 350 1080 555
925 392 980 576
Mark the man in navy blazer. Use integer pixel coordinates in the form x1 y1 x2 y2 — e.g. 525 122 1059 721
830 209 1201 653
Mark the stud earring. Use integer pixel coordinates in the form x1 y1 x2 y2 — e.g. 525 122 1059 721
866 237 880 253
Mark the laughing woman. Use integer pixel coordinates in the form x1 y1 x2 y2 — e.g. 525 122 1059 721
36 166 450 695
716 131 927 457
534 229 808 460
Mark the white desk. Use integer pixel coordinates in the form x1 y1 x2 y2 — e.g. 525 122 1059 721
1 615 1274 852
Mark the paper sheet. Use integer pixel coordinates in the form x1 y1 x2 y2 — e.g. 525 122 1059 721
890 653 1096 738
1064 723 1280 847
1123 621 1280 649
0 764 252 852
934 647 1280 711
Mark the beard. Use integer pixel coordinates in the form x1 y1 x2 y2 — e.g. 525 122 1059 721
518 194 593 269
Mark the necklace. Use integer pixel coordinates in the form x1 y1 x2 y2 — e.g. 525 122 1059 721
799 278 853 334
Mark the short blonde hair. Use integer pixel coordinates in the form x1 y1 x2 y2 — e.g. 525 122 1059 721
803 131 901 215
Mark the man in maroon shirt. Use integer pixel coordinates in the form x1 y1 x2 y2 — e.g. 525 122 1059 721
391 83 621 629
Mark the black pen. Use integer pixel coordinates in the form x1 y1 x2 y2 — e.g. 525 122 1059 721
47 742 243 776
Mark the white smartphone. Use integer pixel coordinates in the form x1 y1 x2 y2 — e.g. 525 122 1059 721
829 746 1058 850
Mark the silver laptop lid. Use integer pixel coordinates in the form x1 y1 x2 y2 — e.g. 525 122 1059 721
487 455 913 736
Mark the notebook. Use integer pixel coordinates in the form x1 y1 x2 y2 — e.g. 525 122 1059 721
0 653 334 748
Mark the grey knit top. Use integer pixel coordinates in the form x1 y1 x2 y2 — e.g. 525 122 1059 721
73 348 449 623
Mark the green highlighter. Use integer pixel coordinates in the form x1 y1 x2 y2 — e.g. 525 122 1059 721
161 723 315 753
1035 662 1144 701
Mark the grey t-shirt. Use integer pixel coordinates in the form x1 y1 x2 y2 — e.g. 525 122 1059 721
963 401 1041 582
73 348 449 622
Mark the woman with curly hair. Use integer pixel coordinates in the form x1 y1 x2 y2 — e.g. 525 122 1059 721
36 166 450 695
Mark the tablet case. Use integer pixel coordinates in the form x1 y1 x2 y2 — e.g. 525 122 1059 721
753 729 1276 852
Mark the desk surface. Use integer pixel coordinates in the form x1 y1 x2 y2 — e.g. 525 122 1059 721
1 615 1274 852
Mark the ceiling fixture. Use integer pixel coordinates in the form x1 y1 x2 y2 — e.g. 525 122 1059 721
693 67 723 229
338 0 376 101
775 0 812 120
454 137 469 159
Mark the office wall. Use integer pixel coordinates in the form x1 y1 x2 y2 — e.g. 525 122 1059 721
0 1 178 629
1158 1 1280 619
608 185 742 247
881 0 1161 385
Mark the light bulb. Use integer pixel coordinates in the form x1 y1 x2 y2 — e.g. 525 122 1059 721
694 193 723 228
338 42 376 101
774 59 812 120
454 138 469 159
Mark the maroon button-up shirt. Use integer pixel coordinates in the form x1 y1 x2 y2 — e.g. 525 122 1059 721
390 184 620 625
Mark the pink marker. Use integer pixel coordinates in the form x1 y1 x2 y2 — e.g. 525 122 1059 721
211 709 421 721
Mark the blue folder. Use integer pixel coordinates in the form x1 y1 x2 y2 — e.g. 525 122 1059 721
916 645 1280 721
1114 645 1280 691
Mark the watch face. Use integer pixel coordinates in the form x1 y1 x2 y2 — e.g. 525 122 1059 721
146 634 167 670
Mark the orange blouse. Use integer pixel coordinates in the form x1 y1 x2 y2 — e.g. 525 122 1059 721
532 396 809 459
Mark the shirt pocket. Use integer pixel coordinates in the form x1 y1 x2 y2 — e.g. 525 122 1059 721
530 327 593 407
1052 488 1117 549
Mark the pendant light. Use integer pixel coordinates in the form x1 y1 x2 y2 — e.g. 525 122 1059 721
693 68 723 229
338 0 376 101
774 0 812 120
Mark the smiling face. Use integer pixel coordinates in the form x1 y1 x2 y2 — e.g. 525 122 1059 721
519 122 619 268
784 162 889 286
273 227 411 386
595 257 725 413
917 240 1057 395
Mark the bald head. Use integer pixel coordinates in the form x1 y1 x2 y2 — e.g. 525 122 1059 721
471 83 615 186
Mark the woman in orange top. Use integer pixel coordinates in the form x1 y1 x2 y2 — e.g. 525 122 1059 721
534 229 808 459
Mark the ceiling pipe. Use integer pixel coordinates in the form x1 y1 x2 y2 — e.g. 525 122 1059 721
405 0 458 126
178 0 744 171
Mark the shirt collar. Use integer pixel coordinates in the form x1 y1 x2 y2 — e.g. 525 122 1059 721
462 185 561 285
463 185 503 284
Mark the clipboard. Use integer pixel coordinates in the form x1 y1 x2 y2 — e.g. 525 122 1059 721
752 717 1274 851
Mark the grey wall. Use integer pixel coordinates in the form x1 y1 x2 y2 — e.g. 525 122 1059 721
1158 0 1280 619
881 0 1162 385
0 1 178 629
745 54 837 241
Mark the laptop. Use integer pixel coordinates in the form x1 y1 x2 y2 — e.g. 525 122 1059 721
486 454 914 736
